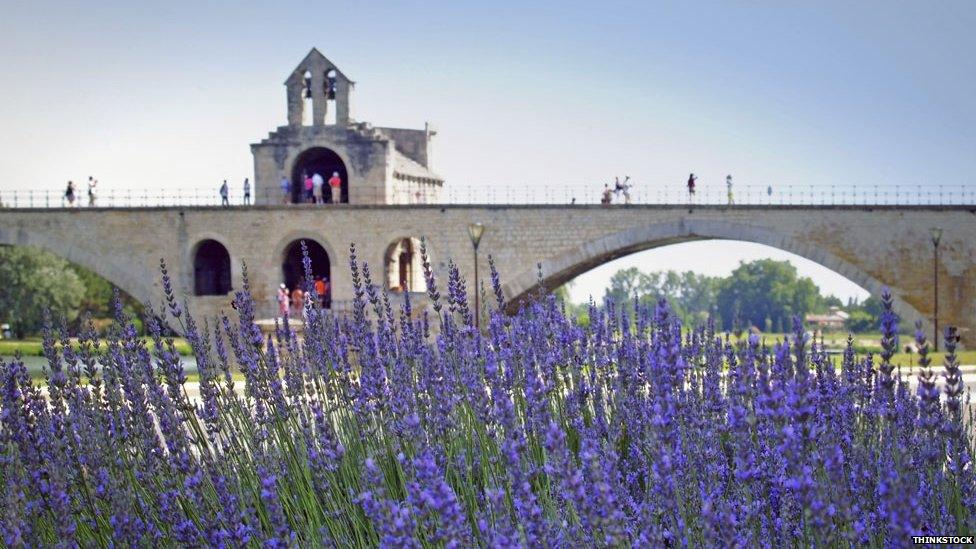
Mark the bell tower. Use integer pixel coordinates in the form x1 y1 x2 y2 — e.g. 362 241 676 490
285 48 354 127
251 49 443 205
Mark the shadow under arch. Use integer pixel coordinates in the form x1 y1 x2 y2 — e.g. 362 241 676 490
192 238 232 296
383 236 426 293
0 226 155 306
500 218 928 331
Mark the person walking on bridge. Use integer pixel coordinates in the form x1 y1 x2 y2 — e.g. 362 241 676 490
243 178 251 205
219 180 229 206
65 181 76 207
87 176 98 207
304 174 314 203
328 172 342 204
280 176 291 204
687 173 697 205
614 176 633 204
312 172 324 204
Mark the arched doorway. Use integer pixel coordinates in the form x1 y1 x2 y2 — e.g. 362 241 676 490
290 147 349 204
282 239 331 307
193 239 232 295
384 237 426 293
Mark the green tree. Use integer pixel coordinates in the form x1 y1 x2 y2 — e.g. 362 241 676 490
846 310 876 333
0 246 86 338
553 281 589 324
844 295 882 333
601 267 721 325
603 267 655 306
716 259 824 331
67 263 144 333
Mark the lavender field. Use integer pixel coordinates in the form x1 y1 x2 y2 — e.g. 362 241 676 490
1 245 973 547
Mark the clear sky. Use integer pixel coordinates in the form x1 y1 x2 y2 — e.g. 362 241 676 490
1 1 972 302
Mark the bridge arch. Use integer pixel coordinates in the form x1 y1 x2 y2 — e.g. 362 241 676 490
272 233 336 307
384 236 426 293
192 239 232 296
500 218 928 330
0 225 155 306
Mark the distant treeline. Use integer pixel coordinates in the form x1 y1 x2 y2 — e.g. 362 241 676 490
0 246 143 338
557 259 882 333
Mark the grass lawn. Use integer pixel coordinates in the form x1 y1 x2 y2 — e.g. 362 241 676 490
0 337 193 357
888 350 976 368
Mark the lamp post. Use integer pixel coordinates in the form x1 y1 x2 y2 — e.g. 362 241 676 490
468 223 485 329
930 227 943 351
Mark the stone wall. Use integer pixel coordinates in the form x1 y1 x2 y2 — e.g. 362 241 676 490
1 205 973 345
251 125 392 205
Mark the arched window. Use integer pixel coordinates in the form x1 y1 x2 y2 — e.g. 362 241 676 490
324 69 338 125
302 69 313 126
325 69 337 100
385 237 426 293
194 239 232 296
281 239 331 308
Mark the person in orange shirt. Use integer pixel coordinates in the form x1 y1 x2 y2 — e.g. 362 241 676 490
314 276 326 307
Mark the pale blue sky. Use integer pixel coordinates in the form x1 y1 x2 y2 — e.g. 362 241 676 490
1 1 972 302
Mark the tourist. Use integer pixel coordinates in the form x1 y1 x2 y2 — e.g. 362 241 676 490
291 285 305 315
277 284 289 316
321 276 331 308
304 174 314 203
601 183 613 205
614 176 633 204
87 176 98 207
314 276 326 306
726 174 734 205
65 181 76 207
219 180 229 206
687 173 697 203
243 178 251 205
280 176 291 204
328 172 342 203
767 185 773 198
312 172 324 204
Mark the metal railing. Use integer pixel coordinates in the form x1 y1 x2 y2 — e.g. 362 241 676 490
0 184 973 209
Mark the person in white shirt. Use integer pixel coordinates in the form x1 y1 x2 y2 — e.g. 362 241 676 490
311 172 325 204
87 176 98 207
243 178 251 205
614 176 633 204
726 174 734 205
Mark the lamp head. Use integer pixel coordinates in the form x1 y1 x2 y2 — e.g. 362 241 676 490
468 223 485 248
930 227 943 246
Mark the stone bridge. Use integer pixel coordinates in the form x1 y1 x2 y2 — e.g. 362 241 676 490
1 205 974 345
